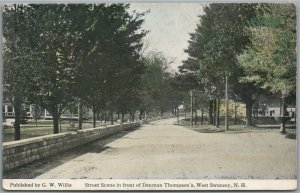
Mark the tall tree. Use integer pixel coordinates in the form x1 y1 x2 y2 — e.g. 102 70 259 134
3 4 38 139
139 52 170 116
180 4 260 126
74 4 147 126
238 4 296 132
25 4 78 133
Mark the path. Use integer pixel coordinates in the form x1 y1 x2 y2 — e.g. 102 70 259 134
5 118 297 179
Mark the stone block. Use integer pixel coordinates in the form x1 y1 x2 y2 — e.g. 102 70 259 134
9 163 14 169
3 156 8 163
20 152 26 159
26 151 31 157
3 148 9 156
4 164 10 170
9 148 15 154
43 141 47 146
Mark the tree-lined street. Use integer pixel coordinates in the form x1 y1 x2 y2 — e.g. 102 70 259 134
2 3 296 185
3 3 296 140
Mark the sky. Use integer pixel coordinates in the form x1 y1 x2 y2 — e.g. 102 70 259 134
129 3 205 72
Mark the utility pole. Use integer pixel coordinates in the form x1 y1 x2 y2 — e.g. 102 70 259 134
78 99 83 130
190 90 193 127
225 75 229 131
194 99 197 126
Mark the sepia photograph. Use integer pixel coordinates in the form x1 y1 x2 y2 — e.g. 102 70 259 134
1 2 297 191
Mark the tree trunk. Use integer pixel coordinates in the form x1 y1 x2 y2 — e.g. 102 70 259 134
14 99 21 140
104 109 107 124
245 100 254 126
59 119 62 133
213 99 216 126
53 115 59 134
110 111 113 125
93 105 96 128
34 105 38 127
139 109 143 120
216 99 220 128
194 109 197 126
201 109 204 125
121 112 124 123
234 101 237 125
209 100 213 125
78 100 83 130
256 104 259 125
280 96 286 133
194 96 197 126
225 75 229 131
190 91 193 127
160 111 163 117
49 105 60 134
132 112 135 122
130 112 133 122
177 107 179 125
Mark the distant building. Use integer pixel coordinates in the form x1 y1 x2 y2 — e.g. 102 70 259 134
252 95 296 124
2 101 81 121
253 95 296 118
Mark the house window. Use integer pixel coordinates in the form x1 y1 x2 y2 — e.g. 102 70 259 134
7 105 13 113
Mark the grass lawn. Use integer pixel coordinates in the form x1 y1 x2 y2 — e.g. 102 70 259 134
2 119 109 142
177 118 296 137
2 118 130 142
3 120 74 142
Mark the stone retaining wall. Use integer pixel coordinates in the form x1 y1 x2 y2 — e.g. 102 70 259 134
2 122 140 171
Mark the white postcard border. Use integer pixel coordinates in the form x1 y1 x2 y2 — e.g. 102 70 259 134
2 179 297 191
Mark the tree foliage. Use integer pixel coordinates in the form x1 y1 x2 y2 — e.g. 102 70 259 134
3 5 39 139
180 3 260 126
238 4 296 97
3 4 148 135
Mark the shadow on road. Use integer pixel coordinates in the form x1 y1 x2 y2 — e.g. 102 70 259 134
192 129 225 133
285 133 296 140
191 128 252 134
3 127 140 179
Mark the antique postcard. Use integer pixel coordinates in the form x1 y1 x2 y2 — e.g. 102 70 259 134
1 2 297 191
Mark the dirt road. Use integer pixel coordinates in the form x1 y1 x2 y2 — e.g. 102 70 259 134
31 118 296 179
